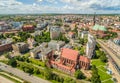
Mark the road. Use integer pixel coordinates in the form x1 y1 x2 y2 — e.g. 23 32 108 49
0 62 51 83
97 39 120 82
97 40 120 69
0 76 14 83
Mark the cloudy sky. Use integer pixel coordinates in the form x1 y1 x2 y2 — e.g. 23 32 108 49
0 0 120 14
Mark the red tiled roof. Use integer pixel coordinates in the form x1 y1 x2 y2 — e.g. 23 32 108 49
61 48 79 61
23 25 33 28
79 56 90 63
68 32 75 35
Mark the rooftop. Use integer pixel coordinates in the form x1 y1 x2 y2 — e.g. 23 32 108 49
0 38 13 46
92 24 107 31
61 48 79 61
50 26 61 32
79 56 90 63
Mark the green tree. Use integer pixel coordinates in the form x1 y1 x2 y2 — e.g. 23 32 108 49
34 68 40 74
91 65 101 83
74 70 85 79
4 52 10 58
79 38 84 45
100 53 107 62
64 77 76 83
8 58 17 67
79 47 85 55
44 68 52 80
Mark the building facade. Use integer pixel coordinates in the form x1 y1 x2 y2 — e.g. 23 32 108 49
50 26 61 39
86 34 96 59
0 39 13 54
22 25 34 31
50 48 90 74
12 43 29 53
48 40 65 51
30 43 53 61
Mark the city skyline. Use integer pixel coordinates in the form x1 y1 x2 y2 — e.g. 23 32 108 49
0 0 120 14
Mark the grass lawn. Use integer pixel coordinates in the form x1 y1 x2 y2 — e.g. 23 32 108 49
23 53 30 57
98 69 111 81
92 59 113 83
102 79 113 83
98 66 107 72
34 74 44 79
92 59 106 67
51 80 60 83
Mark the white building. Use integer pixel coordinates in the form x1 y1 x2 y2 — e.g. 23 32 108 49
81 31 88 38
27 38 36 49
86 34 96 59
50 26 61 39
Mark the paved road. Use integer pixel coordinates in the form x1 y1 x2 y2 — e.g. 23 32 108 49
0 76 14 83
0 62 51 83
97 40 120 68
97 40 120 82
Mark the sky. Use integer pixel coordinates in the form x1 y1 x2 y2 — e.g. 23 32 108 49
0 0 120 14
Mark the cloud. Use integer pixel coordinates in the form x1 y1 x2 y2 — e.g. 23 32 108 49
36 0 43 2
0 0 120 14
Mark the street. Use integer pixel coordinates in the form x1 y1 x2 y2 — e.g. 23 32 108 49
97 40 120 69
0 75 14 83
97 39 120 83
0 62 51 83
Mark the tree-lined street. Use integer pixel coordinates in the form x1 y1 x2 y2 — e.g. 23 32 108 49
0 62 50 83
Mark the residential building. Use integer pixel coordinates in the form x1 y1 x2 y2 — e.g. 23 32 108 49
0 38 13 54
22 25 34 31
36 22 48 30
50 26 61 39
27 38 36 49
12 43 29 53
86 34 96 59
11 22 23 29
81 31 88 38
30 43 53 61
68 32 75 39
48 40 65 51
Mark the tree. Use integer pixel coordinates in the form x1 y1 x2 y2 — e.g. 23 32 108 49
72 26 78 36
79 47 85 55
100 53 107 62
79 38 84 45
34 68 40 74
91 65 101 83
8 58 17 67
64 77 76 83
94 50 101 58
54 33 69 43
44 68 52 80
74 70 85 79
4 52 10 58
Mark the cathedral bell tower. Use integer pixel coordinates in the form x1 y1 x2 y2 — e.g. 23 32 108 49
93 12 96 25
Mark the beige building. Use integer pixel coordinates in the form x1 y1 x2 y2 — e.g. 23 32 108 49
30 43 53 61
27 38 35 49
12 43 29 53
50 26 61 39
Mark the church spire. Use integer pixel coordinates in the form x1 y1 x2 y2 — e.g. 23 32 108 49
93 12 96 25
